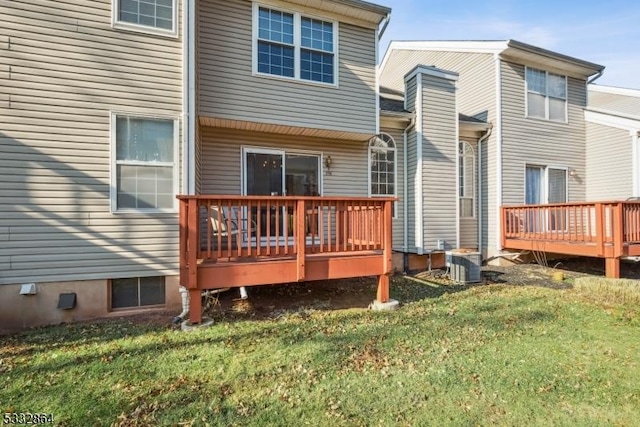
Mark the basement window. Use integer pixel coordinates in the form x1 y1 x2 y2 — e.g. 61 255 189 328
111 276 166 309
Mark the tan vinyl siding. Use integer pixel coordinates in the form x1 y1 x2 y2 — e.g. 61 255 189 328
588 90 640 117
460 138 479 249
198 0 377 135
406 129 418 253
500 60 587 207
421 74 458 251
201 128 368 196
404 75 418 253
382 50 495 120
381 49 497 256
0 0 183 285
381 127 404 250
585 122 633 200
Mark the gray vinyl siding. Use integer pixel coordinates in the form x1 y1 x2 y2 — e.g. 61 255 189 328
198 0 377 135
421 74 458 251
585 122 633 200
500 60 587 207
381 127 404 250
0 0 183 285
201 128 368 196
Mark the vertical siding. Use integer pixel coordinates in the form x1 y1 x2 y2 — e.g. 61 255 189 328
0 0 183 285
585 122 633 199
500 60 587 206
198 0 377 134
201 128 368 196
381 126 405 250
421 74 458 251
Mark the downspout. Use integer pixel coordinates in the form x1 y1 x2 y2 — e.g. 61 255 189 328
477 124 493 258
586 70 604 107
403 115 416 266
377 13 391 41
375 13 390 134
182 0 196 195
181 0 190 194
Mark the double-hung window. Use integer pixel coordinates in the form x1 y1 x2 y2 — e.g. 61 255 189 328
113 0 177 36
526 67 567 122
256 5 337 85
111 114 178 212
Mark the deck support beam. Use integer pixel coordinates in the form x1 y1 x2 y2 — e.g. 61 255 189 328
605 257 620 278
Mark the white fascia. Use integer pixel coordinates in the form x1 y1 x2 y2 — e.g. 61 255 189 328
415 74 424 254
589 84 640 98
584 109 640 131
380 40 507 75
494 53 504 251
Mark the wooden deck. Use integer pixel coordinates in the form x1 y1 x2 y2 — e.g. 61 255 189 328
501 201 640 278
178 195 395 323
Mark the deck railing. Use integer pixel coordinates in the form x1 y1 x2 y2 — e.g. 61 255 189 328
501 200 640 277
178 195 395 290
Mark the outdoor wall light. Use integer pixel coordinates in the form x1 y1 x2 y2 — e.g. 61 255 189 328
324 155 333 169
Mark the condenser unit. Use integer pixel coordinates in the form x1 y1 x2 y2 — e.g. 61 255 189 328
446 251 482 284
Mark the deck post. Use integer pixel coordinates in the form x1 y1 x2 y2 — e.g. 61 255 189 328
188 289 202 324
179 199 188 288
296 199 306 282
187 198 199 289
595 203 605 256
500 207 507 248
376 274 390 303
605 257 620 278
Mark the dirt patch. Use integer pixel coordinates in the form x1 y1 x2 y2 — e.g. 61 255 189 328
102 258 640 328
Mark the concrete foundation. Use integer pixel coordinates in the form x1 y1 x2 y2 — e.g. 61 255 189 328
0 275 181 334
371 298 400 311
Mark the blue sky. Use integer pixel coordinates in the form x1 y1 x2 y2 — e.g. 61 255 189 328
379 0 640 89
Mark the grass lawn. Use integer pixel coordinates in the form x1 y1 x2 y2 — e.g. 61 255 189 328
2 277 639 426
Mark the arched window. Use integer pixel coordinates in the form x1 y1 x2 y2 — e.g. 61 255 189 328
369 133 396 201
459 141 475 218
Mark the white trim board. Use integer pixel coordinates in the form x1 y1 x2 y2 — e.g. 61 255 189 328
589 84 640 98
584 110 640 132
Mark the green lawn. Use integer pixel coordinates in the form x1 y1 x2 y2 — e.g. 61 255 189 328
2 277 639 426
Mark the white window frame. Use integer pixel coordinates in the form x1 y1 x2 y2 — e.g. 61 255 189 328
110 112 180 214
368 133 397 219
459 141 475 218
112 0 178 38
524 164 568 204
252 3 339 88
525 66 568 123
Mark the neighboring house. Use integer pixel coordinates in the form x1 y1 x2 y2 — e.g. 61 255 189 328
379 40 605 263
0 0 392 331
585 85 640 200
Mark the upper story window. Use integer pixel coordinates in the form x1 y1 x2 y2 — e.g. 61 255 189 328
255 5 337 85
459 141 475 218
111 114 178 212
113 0 177 36
526 67 567 122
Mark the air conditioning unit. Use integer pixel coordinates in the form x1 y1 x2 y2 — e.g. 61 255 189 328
446 250 482 284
